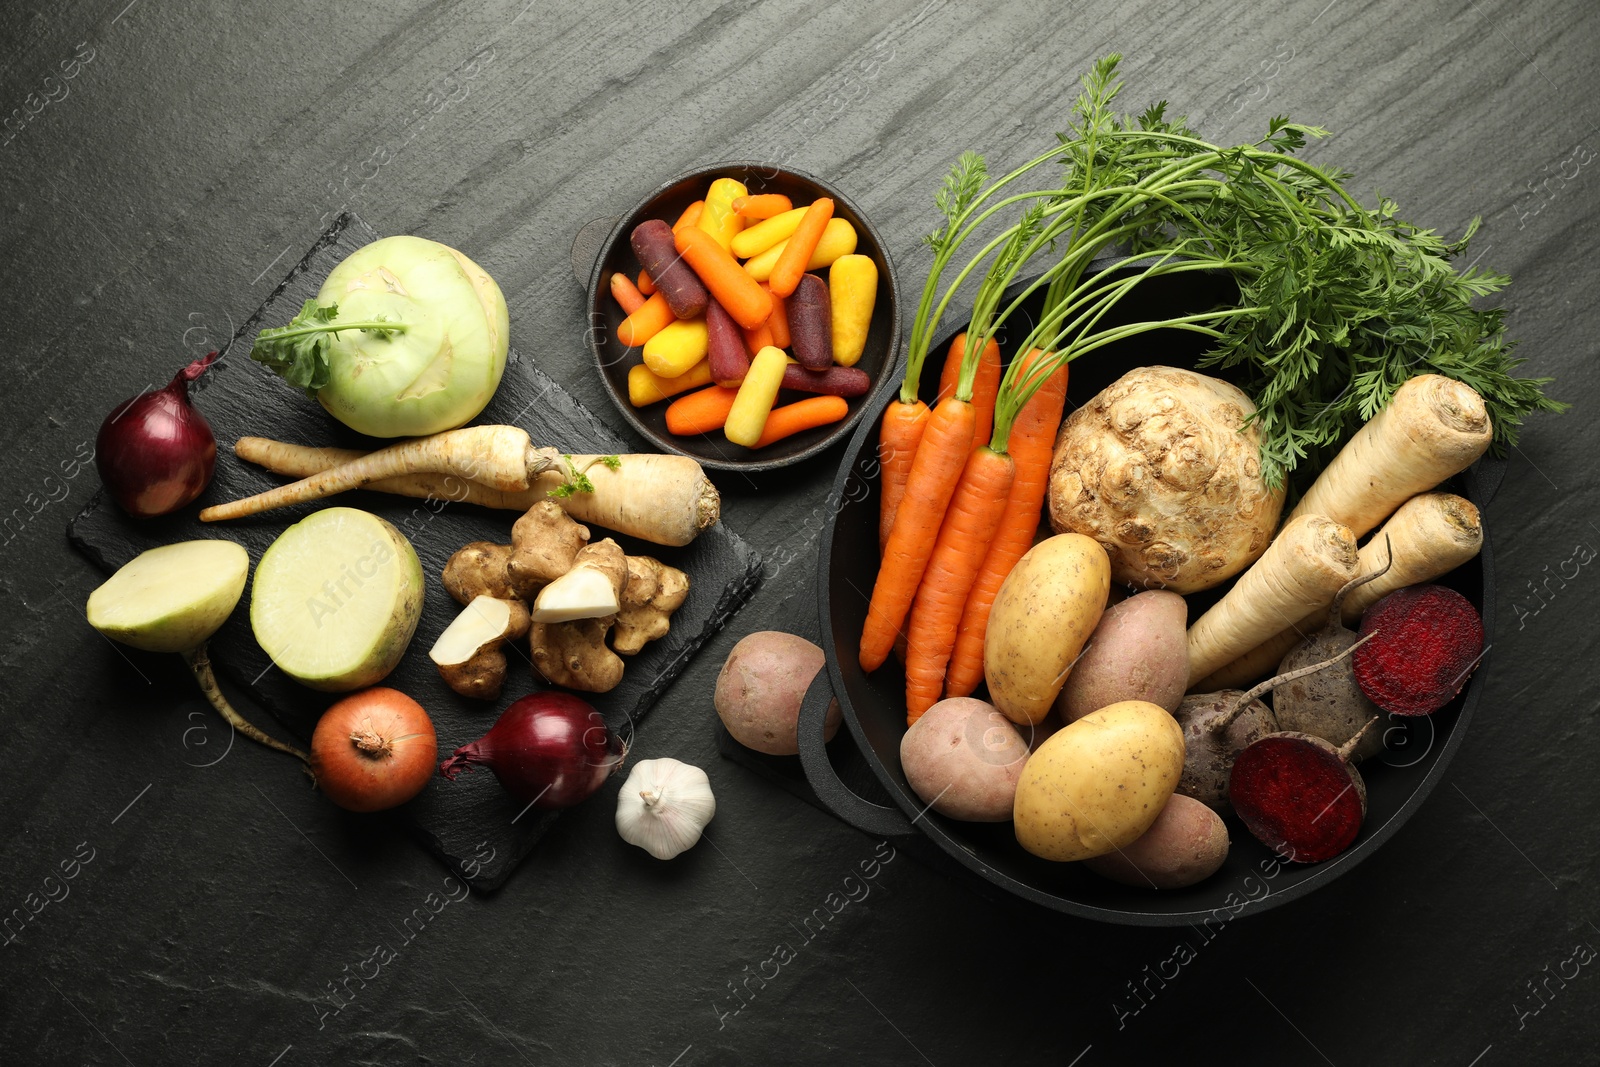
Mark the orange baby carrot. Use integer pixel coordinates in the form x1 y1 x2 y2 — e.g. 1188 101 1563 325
753 395 848 448
616 292 674 347
674 225 772 329
859 396 976 672
666 385 741 436
945 351 1070 698
765 284 791 349
936 333 1002 451
903 445 1016 721
638 269 656 296
733 193 793 219
768 198 834 298
610 272 646 315
672 200 705 234
743 320 775 355
877 399 930 555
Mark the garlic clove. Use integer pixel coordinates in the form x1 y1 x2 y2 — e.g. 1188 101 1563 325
615 757 716 860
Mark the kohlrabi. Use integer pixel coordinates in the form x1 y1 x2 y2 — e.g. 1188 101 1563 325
251 235 509 437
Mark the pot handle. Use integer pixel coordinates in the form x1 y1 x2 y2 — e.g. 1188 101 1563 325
797 670 914 837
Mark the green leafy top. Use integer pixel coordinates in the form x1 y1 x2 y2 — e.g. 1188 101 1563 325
249 301 405 397
546 454 621 499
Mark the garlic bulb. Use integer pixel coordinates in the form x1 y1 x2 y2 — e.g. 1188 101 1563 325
615 758 716 860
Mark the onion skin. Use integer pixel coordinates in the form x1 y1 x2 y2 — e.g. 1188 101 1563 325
310 688 438 812
439 692 625 809
96 352 219 518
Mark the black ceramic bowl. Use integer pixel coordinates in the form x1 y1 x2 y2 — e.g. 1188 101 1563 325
797 260 1498 925
586 162 901 472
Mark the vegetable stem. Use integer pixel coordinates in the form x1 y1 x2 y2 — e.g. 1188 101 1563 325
183 645 311 766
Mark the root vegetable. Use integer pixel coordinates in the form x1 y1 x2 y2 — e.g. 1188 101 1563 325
630 359 714 407
1289 374 1493 537
310 688 438 812
642 318 710 379
714 631 836 756
1012 700 1185 862
250 508 424 692
531 616 624 693
1229 721 1378 864
724 345 787 448
442 542 518 604
209 429 722 549
531 539 627 623
1055 590 1187 722
613 556 689 655
898 697 1029 822
1197 492 1484 690
428 596 531 701
780 364 871 398
742 218 858 282
1354 584 1485 715
439 692 625 809
1083 794 1230 889
630 219 709 320
86 540 309 766
1047 367 1286 594
705 299 752 387
828 254 877 368
787 274 834 370
1185 514 1358 686
507 502 590 598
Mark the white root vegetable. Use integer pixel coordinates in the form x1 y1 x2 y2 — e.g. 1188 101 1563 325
1288 374 1491 537
1197 492 1483 690
229 435 719 547
1185 514 1358 686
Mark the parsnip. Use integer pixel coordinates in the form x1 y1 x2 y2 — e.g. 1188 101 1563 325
1288 374 1491 537
1186 514 1358 686
1197 492 1483 690
220 433 721 547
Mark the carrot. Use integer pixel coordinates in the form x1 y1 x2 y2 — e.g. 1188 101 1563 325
753 395 848 448
1185 514 1359 685
1288 374 1491 538
672 200 705 234
859 397 976 672
628 359 712 406
637 270 656 296
768 197 834 298
936 333 1002 450
231 438 719 548
617 292 674 347
946 351 1068 698
698 178 748 251
877 400 930 555
674 225 772 329
610 272 646 315
733 193 792 219
903 446 1015 721
743 320 775 356
765 284 791 348
1197 492 1484 691
666 385 740 436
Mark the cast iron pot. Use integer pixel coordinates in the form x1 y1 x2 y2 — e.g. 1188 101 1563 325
796 260 1500 926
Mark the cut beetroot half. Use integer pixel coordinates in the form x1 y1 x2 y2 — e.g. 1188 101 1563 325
1229 731 1368 864
1353 584 1484 717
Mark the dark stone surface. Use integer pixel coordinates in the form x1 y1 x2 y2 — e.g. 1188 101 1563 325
3 1 1598 1064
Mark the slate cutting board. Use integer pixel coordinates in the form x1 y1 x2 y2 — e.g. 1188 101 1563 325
68 213 764 892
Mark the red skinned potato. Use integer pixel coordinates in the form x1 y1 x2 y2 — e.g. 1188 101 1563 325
899 697 1030 822
715 631 838 755
1055 590 1187 722
1083 794 1229 889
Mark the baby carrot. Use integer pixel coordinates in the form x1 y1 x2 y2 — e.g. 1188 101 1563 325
628 360 713 407
617 292 674 347
638 269 656 296
725 346 788 447
642 318 709 378
672 200 705 234
829 254 877 367
742 219 857 282
733 193 793 219
743 319 776 356
675 225 772 329
730 206 807 259
769 198 834 298
610 272 646 315
698 178 748 251
666 385 741 436
753 395 849 448
765 284 791 348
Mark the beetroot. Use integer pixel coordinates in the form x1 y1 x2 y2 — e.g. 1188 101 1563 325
1230 721 1376 864
1354 584 1484 716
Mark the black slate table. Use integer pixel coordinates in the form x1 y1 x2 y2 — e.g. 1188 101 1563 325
3 2 1598 1064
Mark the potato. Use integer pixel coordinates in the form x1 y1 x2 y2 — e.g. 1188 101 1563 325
1055 590 1188 722
899 698 1029 822
715 631 839 755
1083 794 1229 888
984 533 1111 725
1012 700 1185 862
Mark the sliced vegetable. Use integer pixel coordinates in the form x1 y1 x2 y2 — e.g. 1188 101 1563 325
531 540 627 623
429 596 531 701
1354 584 1484 715
1230 722 1378 863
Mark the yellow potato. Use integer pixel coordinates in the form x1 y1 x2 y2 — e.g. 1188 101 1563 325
1013 700 1185 862
983 533 1111 725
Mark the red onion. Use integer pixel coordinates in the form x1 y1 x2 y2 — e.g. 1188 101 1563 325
439 692 626 809
96 352 219 517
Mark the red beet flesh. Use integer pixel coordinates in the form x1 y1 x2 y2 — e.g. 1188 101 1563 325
1353 584 1484 716
1229 732 1366 864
